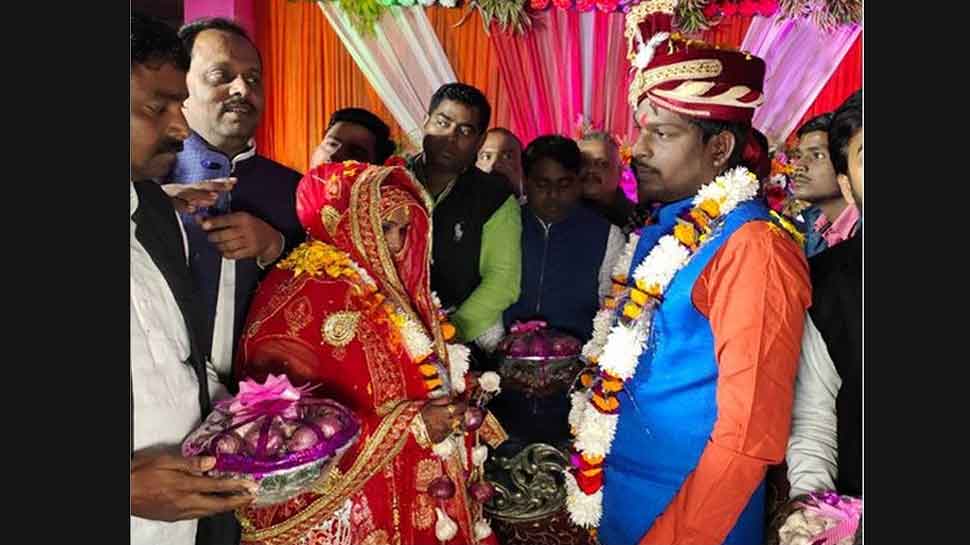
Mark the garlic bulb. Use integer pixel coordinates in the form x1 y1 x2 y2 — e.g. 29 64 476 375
435 507 458 542
472 445 488 467
474 518 493 540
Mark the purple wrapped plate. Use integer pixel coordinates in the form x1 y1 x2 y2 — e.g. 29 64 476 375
497 321 584 397
182 375 361 506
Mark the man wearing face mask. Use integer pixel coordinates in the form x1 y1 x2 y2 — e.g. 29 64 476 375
407 83 522 360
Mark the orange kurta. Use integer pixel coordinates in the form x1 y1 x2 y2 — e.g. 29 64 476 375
640 221 810 545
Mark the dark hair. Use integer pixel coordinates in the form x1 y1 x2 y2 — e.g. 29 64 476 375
796 113 834 138
840 89 862 110
486 127 522 149
579 130 619 150
748 129 771 181
131 12 190 71
179 17 260 63
522 135 582 177
428 83 491 134
328 108 395 164
689 118 749 170
828 90 862 176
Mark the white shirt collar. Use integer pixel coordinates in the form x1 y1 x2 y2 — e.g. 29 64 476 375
130 182 139 219
230 138 257 171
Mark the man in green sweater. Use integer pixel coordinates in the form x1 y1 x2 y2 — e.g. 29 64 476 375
408 83 522 356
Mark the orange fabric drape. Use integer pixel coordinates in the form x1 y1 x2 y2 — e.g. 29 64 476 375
253 2 508 173
253 0 401 174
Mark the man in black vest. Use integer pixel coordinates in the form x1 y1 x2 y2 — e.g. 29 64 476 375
779 90 862 544
812 90 862 497
408 83 522 359
129 13 256 545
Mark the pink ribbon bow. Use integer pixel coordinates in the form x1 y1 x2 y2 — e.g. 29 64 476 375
510 320 548 334
223 374 317 425
800 493 862 545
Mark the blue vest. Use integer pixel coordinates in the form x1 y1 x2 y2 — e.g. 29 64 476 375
599 197 772 545
165 133 303 367
504 205 611 342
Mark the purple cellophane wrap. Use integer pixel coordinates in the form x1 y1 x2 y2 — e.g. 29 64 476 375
497 320 583 360
182 376 360 479
496 321 585 397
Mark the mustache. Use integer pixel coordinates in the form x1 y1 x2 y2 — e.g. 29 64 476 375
221 98 254 113
631 158 659 177
156 138 184 155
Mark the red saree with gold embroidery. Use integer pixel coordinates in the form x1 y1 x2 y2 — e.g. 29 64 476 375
234 162 498 545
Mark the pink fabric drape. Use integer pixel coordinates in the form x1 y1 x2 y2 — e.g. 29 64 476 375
489 12 757 146
490 10 585 144
741 16 862 147
588 11 635 142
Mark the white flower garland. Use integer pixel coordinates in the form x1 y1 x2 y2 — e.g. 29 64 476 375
612 233 641 279
564 471 603 528
446 343 471 393
399 313 434 362
567 167 760 527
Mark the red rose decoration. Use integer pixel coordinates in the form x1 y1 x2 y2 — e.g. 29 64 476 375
595 0 619 12
530 0 551 10
758 0 779 16
765 185 787 212
721 1 738 16
738 0 759 16
577 470 604 495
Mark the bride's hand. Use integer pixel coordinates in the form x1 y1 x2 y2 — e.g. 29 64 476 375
421 398 468 444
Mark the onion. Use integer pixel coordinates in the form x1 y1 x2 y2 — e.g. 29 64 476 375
551 336 579 356
287 424 321 452
463 407 485 432
528 335 551 357
427 476 456 499
508 337 529 357
311 414 343 439
243 424 284 458
469 481 496 503
211 432 243 455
